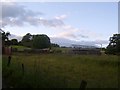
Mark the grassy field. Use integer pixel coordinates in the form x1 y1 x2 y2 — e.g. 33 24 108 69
11 45 71 53
11 45 31 51
2 53 119 88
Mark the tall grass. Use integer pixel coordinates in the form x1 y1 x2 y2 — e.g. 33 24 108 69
2 53 119 88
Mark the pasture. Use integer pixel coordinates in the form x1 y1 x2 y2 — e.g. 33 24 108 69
2 53 119 88
11 45 31 51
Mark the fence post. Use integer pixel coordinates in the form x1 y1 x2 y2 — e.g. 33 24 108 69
7 56 11 67
80 80 87 90
22 63 24 75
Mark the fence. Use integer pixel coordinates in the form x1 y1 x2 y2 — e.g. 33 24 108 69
2 46 12 55
70 48 101 55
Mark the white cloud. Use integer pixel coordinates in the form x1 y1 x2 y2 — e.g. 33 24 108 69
1 2 106 43
55 14 67 20
57 31 77 39
53 25 89 41
61 25 79 31
39 19 65 27
1 0 15 2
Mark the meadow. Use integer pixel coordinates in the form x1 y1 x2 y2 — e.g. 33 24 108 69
2 52 119 88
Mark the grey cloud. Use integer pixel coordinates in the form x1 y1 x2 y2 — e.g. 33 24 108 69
22 16 64 27
38 19 64 27
2 3 25 18
93 40 109 44
1 2 43 27
69 34 77 38
1 17 24 27
9 34 22 41
1 2 95 41
1 2 65 28
2 2 43 18
78 34 89 38
24 17 40 26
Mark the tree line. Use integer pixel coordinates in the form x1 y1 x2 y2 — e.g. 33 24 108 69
105 34 120 55
0 29 59 49
0 28 120 54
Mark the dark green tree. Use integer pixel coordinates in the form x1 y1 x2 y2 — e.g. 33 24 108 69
21 33 32 47
0 29 11 46
32 34 51 49
18 41 22 45
0 28 11 54
21 33 32 42
105 34 120 55
11 39 18 45
51 43 60 47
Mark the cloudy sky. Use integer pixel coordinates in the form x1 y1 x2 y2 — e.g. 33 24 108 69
0 1 118 47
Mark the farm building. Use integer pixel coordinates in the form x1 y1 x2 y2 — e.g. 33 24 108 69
70 44 101 55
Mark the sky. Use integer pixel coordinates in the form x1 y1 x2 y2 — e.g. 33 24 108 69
0 1 118 47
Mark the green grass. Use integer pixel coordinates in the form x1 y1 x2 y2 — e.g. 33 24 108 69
2 53 119 88
11 45 31 51
51 47 71 53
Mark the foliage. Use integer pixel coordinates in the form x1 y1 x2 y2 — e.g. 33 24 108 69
0 29 11 46
11 39 18 45
21 33 51 49
18 41 23 46
105 34 120 55
2 32 10 42
21 33 32 42
101 48 106 51
21 33 33 47
51 43 60 47
32 34 51 49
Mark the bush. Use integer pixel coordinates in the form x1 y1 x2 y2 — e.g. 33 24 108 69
11 48 18 52
32 34 51 49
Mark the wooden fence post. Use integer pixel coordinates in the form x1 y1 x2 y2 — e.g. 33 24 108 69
22 63 24 75
7 56 11 67
80 80 87 90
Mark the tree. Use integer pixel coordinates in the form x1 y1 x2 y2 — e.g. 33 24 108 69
105 34 120 55
21 33 32 47
51 43 60 47
0 29 11 54
11 39 18 45
18 41 22 46
0 28 11 46
32 34 51 49
21 33 32 42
